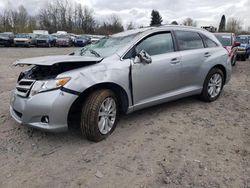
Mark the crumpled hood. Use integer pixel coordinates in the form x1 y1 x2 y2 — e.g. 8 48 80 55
14 55 103 66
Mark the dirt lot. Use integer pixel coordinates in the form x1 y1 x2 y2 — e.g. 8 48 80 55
0 48 250 188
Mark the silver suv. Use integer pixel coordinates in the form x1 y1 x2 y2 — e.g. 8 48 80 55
10 26 232 142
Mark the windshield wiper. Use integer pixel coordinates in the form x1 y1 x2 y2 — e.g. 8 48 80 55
89 49 101 57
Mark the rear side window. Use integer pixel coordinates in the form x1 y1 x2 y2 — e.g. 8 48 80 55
175 30 204 51
136 33 174 56
201 34 218 48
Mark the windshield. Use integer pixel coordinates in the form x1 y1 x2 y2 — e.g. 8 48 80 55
38 35 49 39
16 34 29 38
214 34 232 46
77 36 89 40
236 36 249 44
57 35 68 39
74 34 136 58
0 33 10 37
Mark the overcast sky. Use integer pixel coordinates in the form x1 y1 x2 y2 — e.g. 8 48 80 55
0 0 250 30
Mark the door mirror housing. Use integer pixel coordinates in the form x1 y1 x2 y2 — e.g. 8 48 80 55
135 50 152 64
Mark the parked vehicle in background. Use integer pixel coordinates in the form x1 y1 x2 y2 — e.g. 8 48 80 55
57 31 68 35
10 26 232 142
214 33 239 66
74 35 91 47
36 35 56 47
14 33 35 47
69 33 77 44
0 32 15 47
33 30 49 35
236 35 250 61
87 35 105 44
56 35 73 47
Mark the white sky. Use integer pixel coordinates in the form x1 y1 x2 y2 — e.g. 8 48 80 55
0 0 250 30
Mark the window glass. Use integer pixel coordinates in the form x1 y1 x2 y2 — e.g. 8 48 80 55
175 30 204 50
202 35 218 48
135 33 174 56
214 34 232 46
236 36 248 44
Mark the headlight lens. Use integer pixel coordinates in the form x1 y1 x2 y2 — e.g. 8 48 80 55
30 77 71 96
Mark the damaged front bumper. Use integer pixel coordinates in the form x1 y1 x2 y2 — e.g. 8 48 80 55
10 89 78 132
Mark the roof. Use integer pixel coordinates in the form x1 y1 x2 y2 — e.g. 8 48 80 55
113 25 208 38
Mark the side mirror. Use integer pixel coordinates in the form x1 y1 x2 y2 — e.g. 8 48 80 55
234 42 240 47
135 50 152 64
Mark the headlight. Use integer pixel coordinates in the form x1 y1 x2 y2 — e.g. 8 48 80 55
30 77 71 96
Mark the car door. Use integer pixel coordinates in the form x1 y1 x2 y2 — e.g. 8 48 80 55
174 30 209 89
131 31 182 109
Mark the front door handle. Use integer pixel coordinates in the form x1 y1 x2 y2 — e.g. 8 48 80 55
170 58 180 65
204 52 211 57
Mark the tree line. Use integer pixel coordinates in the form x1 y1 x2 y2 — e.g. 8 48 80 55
0 2 248 35
0 0 124 35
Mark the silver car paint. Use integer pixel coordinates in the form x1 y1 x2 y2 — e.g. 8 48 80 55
14 55 103 66
10 25 232 131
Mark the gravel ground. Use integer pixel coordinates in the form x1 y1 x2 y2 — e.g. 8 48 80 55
0 48 250 188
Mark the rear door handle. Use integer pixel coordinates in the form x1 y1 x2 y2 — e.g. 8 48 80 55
204 52 211 57
170 58 180 65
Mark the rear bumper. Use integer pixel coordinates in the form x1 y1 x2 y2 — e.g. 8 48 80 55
10 89 78 132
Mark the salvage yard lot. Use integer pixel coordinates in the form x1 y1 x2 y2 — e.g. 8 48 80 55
0 48 250 188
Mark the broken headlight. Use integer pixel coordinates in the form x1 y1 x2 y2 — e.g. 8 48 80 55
30 77 71 96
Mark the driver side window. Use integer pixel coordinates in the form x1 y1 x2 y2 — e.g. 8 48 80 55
123 32 175 59
136 33 175 56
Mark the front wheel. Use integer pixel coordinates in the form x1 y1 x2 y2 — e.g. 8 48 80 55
200 68 224 102
80 89 118 142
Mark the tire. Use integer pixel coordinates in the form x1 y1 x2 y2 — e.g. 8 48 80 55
80 89 118 142
231 55 237 66
200 68 225 102
241 55 246 61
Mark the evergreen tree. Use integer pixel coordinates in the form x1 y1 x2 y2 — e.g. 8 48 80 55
150 10 163 26
218 15 226 32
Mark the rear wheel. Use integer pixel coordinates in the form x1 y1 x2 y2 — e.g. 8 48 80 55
200 68 224 102
80 89 118 142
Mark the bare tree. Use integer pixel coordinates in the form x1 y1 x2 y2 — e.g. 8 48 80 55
183 18 197 27
1 2 123 34
82 6 95 33
171 21 178 25
96 15 124 35
127 21 135 30
226 17 242 34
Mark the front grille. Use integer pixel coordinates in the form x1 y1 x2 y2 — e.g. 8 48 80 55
16 79 35 97
37 40 46 44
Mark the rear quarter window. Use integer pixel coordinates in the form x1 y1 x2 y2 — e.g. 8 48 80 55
201 34 218 48
175 30 204 51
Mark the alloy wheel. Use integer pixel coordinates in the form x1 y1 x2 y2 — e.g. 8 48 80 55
208 73 223 98
98 97 117 135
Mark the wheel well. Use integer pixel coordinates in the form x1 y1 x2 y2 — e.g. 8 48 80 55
67 83 129 129
212 64 227 83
